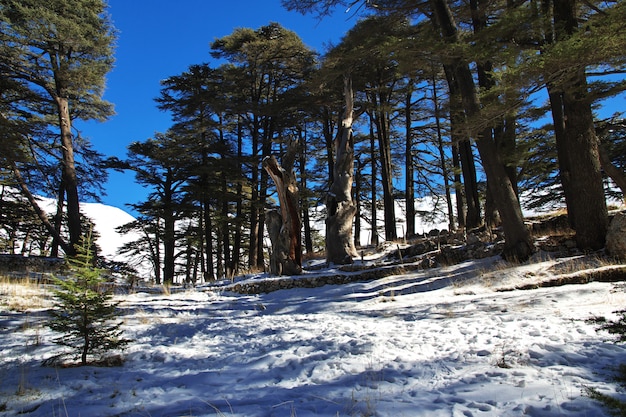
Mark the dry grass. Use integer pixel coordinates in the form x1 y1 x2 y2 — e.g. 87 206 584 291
547 254 618 275
0 276 52 311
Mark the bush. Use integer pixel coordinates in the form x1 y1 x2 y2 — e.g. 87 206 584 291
47 234 130 366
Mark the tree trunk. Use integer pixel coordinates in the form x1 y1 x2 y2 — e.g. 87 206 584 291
162 172 176 285
256 124 274 270
297 127 314 254
354 158 363 248
443 64 481 229
431 0 533 261
369 119 379 246
56 96 82 250
452 142 466 228
248 117 261 269
203 202 215 281
263 142 302 276
372 98 397 241
326 75 359 264
405 83 415 237
432 74 455 231
221 172 232 279
552 0 608 250
232 117 244 277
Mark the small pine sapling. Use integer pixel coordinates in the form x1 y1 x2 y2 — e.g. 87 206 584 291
47 232 130 366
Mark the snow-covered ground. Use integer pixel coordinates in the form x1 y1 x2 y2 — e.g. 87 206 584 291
1 251 626 417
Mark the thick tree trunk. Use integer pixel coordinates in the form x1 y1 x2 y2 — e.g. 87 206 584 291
551 0 608 250
561 80 608 249
431 0 533 261
56 96 81 251
471 0 520 230
263 142 302 276
326 75 358 264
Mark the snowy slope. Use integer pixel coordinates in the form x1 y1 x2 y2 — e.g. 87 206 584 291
1 253 626 416
80 201 138 262
33 197 136 260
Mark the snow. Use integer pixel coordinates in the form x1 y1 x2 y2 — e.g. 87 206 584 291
2 252 626 417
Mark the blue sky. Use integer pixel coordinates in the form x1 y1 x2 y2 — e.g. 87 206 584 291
78 0 355 213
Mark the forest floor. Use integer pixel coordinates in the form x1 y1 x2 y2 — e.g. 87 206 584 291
1 233 626 416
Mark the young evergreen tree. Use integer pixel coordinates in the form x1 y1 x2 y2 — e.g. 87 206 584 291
47 232 129 366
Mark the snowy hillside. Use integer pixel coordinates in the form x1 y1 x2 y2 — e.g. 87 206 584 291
1 251 626 416
32 197 136 260
79 201 138 262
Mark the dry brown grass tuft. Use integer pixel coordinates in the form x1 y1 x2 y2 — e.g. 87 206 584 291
0 276 52 311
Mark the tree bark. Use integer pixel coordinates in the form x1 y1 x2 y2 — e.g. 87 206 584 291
551 0 608 250
263 141 302 276
430 0 533 261
326 75 359 264
56 96 82 251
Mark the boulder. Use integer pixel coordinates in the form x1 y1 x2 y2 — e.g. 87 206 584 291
606 212 626 260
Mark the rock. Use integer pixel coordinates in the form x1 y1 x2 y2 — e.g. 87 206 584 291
606 212 626 260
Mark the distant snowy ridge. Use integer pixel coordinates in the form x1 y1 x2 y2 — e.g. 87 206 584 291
36 197 138 265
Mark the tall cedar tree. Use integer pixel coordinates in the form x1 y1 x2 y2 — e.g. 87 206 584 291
112 133 191 285
156 64 245 280
0 0 115 254
48 233 129 366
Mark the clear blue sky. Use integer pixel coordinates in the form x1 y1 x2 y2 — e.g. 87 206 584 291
78 0 356 213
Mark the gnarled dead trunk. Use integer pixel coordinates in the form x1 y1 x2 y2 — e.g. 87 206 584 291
263 140 302 276
326 75 359 265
